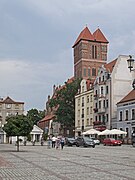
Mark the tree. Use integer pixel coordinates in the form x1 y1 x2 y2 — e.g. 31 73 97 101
3 114 33 151
49 78 81 135
27 108 45 125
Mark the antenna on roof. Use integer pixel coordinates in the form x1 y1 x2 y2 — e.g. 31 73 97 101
86 24 87 27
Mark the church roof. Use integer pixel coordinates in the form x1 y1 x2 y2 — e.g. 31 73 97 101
72 26 108 48
72 27 94 47
93 28 109 43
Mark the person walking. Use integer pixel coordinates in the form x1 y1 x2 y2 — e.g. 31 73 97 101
51 135 56 148
60 136 65 150
55 137 60 149
47 136 51 149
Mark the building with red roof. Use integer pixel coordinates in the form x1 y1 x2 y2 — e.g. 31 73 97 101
116 89 135 141
73 26 109 80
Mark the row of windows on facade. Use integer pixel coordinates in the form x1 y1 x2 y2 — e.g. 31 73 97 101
76 51 107 60
95 86 109 95
78 43 107 52
76 68 97 78
77 118 93 127
77 107 93 117
0 111 19 116
74 44 107 59
78 94 109 108
77 114 107 127
119 109 135 121
0 104 20 109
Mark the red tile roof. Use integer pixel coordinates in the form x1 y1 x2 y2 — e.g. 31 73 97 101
73 27 108 48
39 114 55 123
72 27 94 48
104 59 117 73
117 89 135 104
93 28 109 43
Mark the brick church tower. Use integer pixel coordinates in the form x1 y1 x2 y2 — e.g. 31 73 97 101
72 26 109 80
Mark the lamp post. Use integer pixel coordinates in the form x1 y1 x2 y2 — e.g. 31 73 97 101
127 55 135 89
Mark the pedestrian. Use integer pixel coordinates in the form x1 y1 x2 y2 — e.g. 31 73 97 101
41 137 44 146
60 136 65 150
47 136 51 149
55 137 60 149
51 135 56 148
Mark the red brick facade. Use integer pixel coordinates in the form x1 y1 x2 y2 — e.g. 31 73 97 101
73 27 109 80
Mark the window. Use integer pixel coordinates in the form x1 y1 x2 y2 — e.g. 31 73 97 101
125 110 128 121
82 109 84 118
78 120 80 126
90 107 93 114
87 107 89 115
102 76 104 82
87 96 89 103
90 95 92 102
87 119 89 126
106 99 108 108
92 45 97 59
106 114 108 122
78 98 80 106
106 86 109 94
88 68 90 76
132 109 135 120
82 97 84 107
15 104 19 109
119 111 122 121
92 68 96 76
101 87 103 94
83 68 86 77
99 101 101 109
6 104 11 109
103 100 105 108
90 118 93 125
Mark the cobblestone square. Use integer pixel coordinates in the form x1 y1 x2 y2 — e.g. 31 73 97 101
0 144 135 180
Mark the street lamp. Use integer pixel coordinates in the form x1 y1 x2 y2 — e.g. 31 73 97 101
127 55 135 72
127 55 135 89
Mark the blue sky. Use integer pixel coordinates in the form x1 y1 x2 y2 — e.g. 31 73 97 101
0 0 135 111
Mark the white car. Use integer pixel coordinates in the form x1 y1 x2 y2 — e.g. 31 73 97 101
91 138 100 145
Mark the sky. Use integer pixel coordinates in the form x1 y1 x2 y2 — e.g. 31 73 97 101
0 0 135 111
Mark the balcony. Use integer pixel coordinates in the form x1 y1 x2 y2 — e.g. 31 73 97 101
94 94 98 100
98 107 106 114
93 108 98 113
98 94 105 99
93 121 106 126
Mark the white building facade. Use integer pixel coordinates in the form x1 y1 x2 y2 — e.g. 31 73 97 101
75 79 94 136
94 55 134 130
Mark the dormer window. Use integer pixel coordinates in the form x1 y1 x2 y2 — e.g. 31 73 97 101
6 104 11 109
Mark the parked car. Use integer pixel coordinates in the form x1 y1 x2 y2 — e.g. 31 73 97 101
91 137 100 145
65 137 77 146
103 138 122 146
75 137 95 148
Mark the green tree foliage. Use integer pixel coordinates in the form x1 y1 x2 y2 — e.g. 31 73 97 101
49 78 81 128
3 114 33 151
27 108 45 125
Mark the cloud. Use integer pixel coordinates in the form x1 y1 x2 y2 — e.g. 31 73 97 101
0 0 135 110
